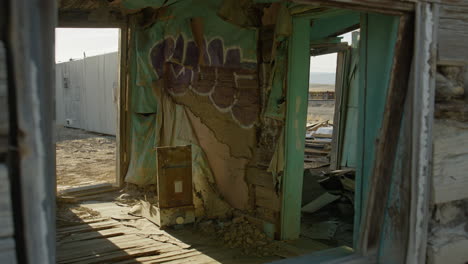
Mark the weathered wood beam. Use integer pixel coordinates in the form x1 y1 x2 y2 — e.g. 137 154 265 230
291 0 414 15
437 4 468 62
117 20 129 187
58 10 125 28
359 13 414 253
330 51 346 170
8 0 57 262
406 3 438 263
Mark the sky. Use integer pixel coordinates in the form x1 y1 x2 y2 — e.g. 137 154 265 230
55 28 120 63
55 28 356 72
310 31 355 73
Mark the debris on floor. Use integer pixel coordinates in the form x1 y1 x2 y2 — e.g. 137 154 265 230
300 169 355 247
56 197 282 263
197 216 277 257
304 121 333 169
302 192 340 214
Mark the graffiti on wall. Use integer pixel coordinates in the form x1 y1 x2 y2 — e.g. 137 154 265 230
149 34 260 128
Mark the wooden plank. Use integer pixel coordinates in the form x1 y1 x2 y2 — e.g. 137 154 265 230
57 226 136 244
256 186 281 212
359 14 414 253
0 41 8 155
115 248 202 264
57 220 122 235
304 148 330 155
117 22 129 188
0 39 14 264
8 0 57 262
282 15 313 240
330 51 345 170
305 139 331 144
58 10 125 28
406 3 438 264
437 5 468 62
291 0 414 15
58 183 114 195
313 133 333 138
355 12 400 248
60 243 178 264
57 234 161 261
0 165 13 238
59 188 119 198
0 238 16 264
304 142 328 148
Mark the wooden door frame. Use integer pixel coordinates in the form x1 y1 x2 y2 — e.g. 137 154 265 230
55 20 130 189
281 3 436 263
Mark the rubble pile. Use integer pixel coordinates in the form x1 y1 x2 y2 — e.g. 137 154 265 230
304 120 333 169
198 216 276 257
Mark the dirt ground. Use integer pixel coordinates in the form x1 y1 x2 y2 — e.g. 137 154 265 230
307 100 335 123
56 126 116 191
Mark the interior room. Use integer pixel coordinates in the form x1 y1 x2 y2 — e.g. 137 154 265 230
8 0 462 263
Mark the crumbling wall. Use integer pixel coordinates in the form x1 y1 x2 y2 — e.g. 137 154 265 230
124 0 268 218
428 117 468 264
427 3 468 261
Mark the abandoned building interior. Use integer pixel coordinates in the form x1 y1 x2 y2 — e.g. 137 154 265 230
1 0 468 263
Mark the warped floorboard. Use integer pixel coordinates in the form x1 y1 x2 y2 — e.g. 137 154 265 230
56 201 285 264
57 198 328 264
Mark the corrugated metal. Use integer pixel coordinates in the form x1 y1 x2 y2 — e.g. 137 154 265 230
55 52 118 135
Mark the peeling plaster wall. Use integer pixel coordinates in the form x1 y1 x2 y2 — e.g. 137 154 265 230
124 0 268 217
186 110 251 209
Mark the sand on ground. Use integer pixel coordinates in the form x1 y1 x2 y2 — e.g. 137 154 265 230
56 126 116 191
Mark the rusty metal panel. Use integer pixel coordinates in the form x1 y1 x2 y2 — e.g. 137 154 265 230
156 145 193 208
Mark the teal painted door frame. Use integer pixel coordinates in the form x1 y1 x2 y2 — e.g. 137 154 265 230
281 11 400 245
281 14 311 240
281 9 362 241
281 11 361 241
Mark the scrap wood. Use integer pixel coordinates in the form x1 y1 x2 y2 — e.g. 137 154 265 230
304 148 330 155
304 156 329 163
304 162 329 170
326 169 355 176
340 177 355 192
58 183 114 196
301 192 340 214
313 133 333 139
306 120 329 131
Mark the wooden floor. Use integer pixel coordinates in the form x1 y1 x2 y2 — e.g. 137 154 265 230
56 190 329 264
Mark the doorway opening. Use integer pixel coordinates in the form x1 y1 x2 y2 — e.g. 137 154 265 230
300 30 358 249
54 28 120 193
282 8 404 262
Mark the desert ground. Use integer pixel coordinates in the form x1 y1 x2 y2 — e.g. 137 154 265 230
307 100 335 123
56 126 116 191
